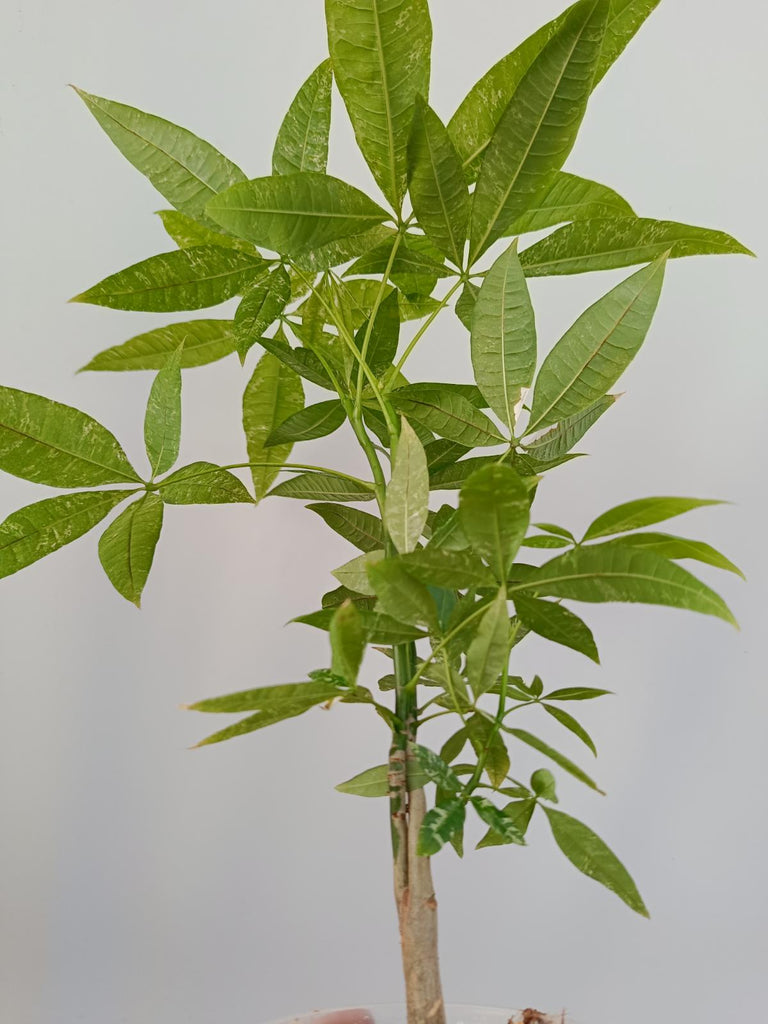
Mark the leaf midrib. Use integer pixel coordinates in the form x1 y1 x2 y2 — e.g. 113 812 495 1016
0 418 140 483
0 491 135 554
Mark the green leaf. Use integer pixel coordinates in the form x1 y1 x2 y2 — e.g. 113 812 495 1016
417 798 466 856
353 290 401 375
471 796 526 845
531 768 558 802
390 388 504 448
520 217 753 276
156 209 255 252
466 713 510 789
524 395 617 459
594 0 662 87
0 489 135 581
507 727 603 793
73 87 246 221
234 267 291 361
515 543 736 626
158 462 253 504
189 679 344 714
430 455 499 491
400 549 494 589
257 333 335 390
206 173 389 255
583 496 724 541
544 686 612 701
469 0 609 261
80 320 236 373
97 493 163 606
307 503 385 552
455 281 479 331
71 247 267 312
295 607 426 644
528 256 667 432
266 400 346 448
428 507 470 553
521 535 571 550
459 464 530 580
467 588 511 699
367 558 438 631
332 550 384 596
243 353 305 500
292 224 396 273
471 241 536 430
347 241 449 297
543 806 649 917
0 386 141 487
335 762 429 797
476 798 536 849
144 344 183 477
385 418 429 554
505 172 635 235
543 703 598 756
535 523 576 541
412 744 461 792
613 532 744 578
273 60 333 175
330 600 367 684
513 595 599 663
407 97 469 266
326 0 432 210
269 472 376 503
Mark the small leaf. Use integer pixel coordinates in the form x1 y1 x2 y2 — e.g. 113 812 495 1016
158 462 253 504
543 703 598 756
367 558 439 631
385 418 430 554
353 290 401 375
295 608 427 644
234 267 291 360
466 713 510 789
455 281 479 331
544 686 612 702
390 388 504 448
507 727 603 793
543 806 649 917
428 506 470 553
513 595 599 663
98 493 163 606
189 679 344 714
330 600 367 684
74 87 246 221
0 490 135 581
583 496 724 541
613 532 744 578
257 333 335 390
467 588 511 698
520 217 753 277
530 768 558 802
476 798 536 849
273 60 333 175
144 344 183 477
459 464 530 580
521 535 571 550
471 796 526 845
206 173 389 255
535 523 575 541
269 472 376 503
332 551 384 596
417 799 466 856
307 503 386 552
524 395 617 460
411 745 461 792
471 241 537 430
81 320 236 372
0 386 141 487
243 353 305 500
266 400 346 448
71 247 267 312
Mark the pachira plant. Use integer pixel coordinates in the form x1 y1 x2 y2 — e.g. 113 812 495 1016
0 1 752 1021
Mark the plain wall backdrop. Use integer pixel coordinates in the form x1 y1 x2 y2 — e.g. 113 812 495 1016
1 2 766 1022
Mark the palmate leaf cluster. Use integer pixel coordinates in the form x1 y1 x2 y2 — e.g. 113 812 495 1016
0 0 750 916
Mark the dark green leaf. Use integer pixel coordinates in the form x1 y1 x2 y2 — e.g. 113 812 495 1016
273 60 333 175
400 549 495 589
144 344 183 477
97 493 163 606
513 594 599 663
266 399 346 448
243 352 305 500
455 281 479 331
390 388 504 448
307 503 386 552
467 713 510 789
257 332 335 390
507 727 603 793
417 798 466 856
80 320 236 372
543 703 598 756
385 418 429 554
467 588 511 698
429 506 470 553
295 608 427 644
158 462 253 504
471 796 526 845
367 558 439 631
353 290 401 374
269 472 376 502
347 240 450 297
330 600 367 684
583 496 724 541
424 439 471 471
430 455 499 491
459 464 530 580
234 266 291 360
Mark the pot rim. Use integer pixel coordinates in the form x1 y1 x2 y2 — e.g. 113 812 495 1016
263 1005 539 1024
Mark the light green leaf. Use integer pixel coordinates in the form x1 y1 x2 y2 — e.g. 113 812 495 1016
455 281 479 331
71 246 266 312
332 550 385 596
330 600 367 684
531 768 558 802
266 400 346 448
467 588 511 699
424 508 470 553
292 224 396 272
507 727 603 793
521 535 571 550
273 60 333 175
524 395 617 459
367 558 438 631
471 241 536 430
412 744 461 792
295 607 426 643
407 97 469 266
466 713 510 789
74 87 246 221
156 209 255 252
0 386 141 487
476 798 536 849
417 799 466 856
189 679 344 714
469 0 609 261
471 796 526 845
544 686 612 701
594 0 662 87
98 493 163 606
459 464 530 580
80 320 236 373
144 344 183 477
430 456 501 492
234 267 291 361
613 532 744 578
326 0 432 210
520 217 753 276
158 462 253 504
514 543 737 626
535 523 576 541
400 549 494 590
543 703 598 756
528 256 667 432
269 472 376 503
243 353 305 500
505 172 635 235
389 388 505 448
0 489 135 581
335 762 429 797
514 595 599 662
385 418 429 554
543 806 649 916
353 290 401 375
206 173 389 255
583 496 724 541
307 503 386 552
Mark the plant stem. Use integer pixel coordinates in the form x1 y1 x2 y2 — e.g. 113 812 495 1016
387 278 464 385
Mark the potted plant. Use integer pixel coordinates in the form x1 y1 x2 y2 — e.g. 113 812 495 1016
0 1 752 1021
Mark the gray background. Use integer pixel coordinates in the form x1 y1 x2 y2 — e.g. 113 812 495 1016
1 2 766 1022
